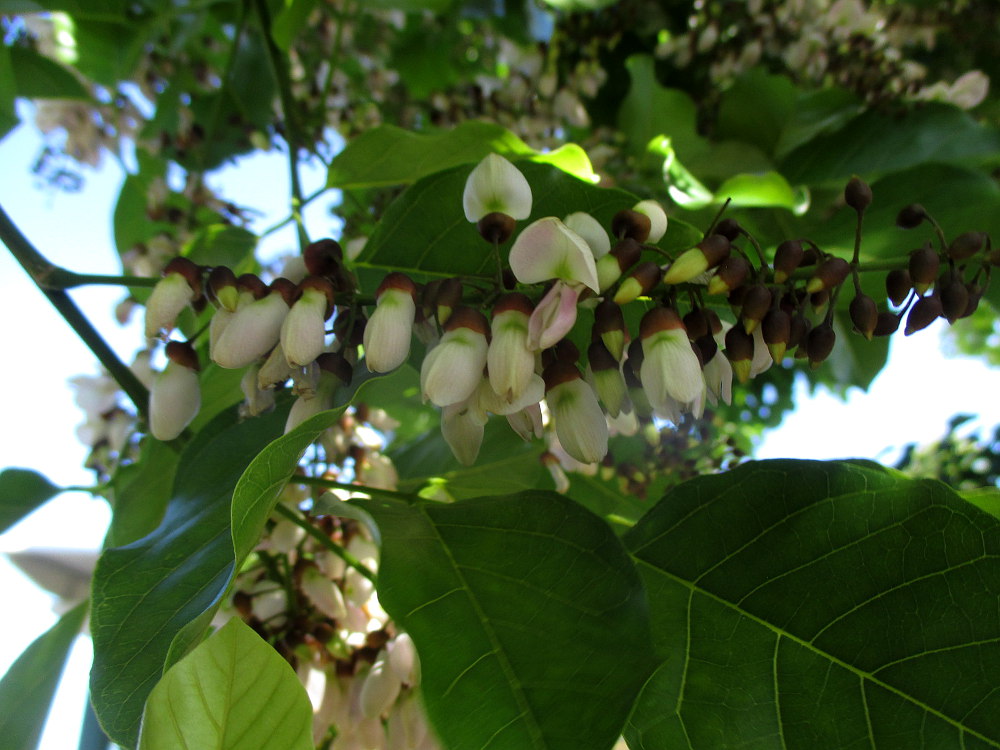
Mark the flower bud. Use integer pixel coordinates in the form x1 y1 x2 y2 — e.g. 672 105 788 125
304 238 344 276
488 293 535 403
713 217 741 242
360 656 402 719
543 361 608 464
806 256 850 294
632 200 668 243
847 293 878 340
761 308 791 361
149 341 200 440
948 231 986 261
904 295 943 335
663 234 730 285
477 212 516 244
587 341 627 417
613 261 661 305
596 237 642 292
682 308 710 341
420 307 489 406
896 203 927 229
707 255 750 295
844 176 872 213
939 276 969 323
144 257 201 339
725 325 754 383
593 298 626 361
363 273 417 373
281 276 335 367
433 277 463 327
207 266 239 312
740 284 772 334
885 268 912 307
806 322 836 369
873 311 901 336
908 244 940 295
212 279 295 369
463 153 532 222
611 209 651 242
772 240 803 284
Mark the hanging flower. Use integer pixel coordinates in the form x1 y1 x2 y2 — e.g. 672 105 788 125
441 397 487 466
527 281 581 351
363 273 417 373
487 293 536 403
632 200 668 243
508 217 599 292
149 341 200 441
144 257 201 340
420 307 489 407
212 279 296 369
281 276 336 367
639 307 704 420
563 212 610 259
542 361 608 464
284 353 352 434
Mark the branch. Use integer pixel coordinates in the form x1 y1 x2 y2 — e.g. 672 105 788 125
274 504 377 583
0 203 150 417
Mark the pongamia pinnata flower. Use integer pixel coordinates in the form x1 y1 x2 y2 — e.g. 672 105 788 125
462 153 532 222
639 307 704 419
363 273 417 373
543 361 608 465
300 565 347 620
487 293 536 403
144 257 201 340
281 276 335 367
420 307 489 407
663 234 731 285
587 340 628 418
563 211 610 259
212 279 296 369
632 200 668 243
508 216 599 292
528 281 581 351
149 341 200 441
283 353 352 434
507 401 543 441
388 633 420 686
441 397 486 466
240 363 276 417
361 654 403 719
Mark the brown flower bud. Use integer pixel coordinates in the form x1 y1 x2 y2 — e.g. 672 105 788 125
237 273 268 300
165 339 200 371
896 204 926 229
806 323 836 369
904 295 943 335
713 218 742 242
707 255 750 295
683 308 710 340
433 277 464 326
806 257 850 294
938 276 969 323
612 209 652 242
304 238 343 276
873 311 901 336
613 261 661 305
725 325 754 383
207 266 238 311
788 312 811 349
740 284 772 334
948 231 986 261
593 299 627 361
885 268 912 307
694 333 718 363
960 283 984 319
908 245 940 294
761 308 790 362
163 256 203 297
844 176 872 213
477 212 516 244
316 352 354 385
849 293 878 340
772 240 804 284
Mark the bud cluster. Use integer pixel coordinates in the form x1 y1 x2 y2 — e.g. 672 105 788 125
138 158 993 488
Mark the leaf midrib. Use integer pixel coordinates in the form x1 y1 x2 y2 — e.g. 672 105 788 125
635 558 1000 748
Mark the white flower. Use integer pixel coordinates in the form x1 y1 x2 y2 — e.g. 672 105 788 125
281 278 334 367
213 281 294 369
462 153 532 222
509 217 599 292
441 398 486 466
149 342 200 441
543 362 608 465
639 308 704 419
301 566 347 620
420 308 489 407
487 293 536 402
144 259 200 340
363 273 417 373
632 200 668 243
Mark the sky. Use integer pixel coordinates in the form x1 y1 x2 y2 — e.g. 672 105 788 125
2 106 1000 748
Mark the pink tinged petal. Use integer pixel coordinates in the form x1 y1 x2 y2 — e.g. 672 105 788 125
487 308 535 402
563 211 610 259
149 361 200 441
420 327 489 407
528 281 580 350
441 399 486 466
640 329 704 416
281 288 329 367
507 401 543 440
363 288 415 373
144 273 196 339
633 200 668 243
462 153 532 222
508 217 600 291
213 293 289 369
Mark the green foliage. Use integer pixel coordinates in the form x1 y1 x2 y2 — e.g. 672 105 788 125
624 459 1000 749
137 619 313 750
0 468 62 534
0 603 86 750
8 46 90 100
362 490 654 750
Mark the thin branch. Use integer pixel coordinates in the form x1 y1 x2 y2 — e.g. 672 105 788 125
274 504 377 583
0 203 150 417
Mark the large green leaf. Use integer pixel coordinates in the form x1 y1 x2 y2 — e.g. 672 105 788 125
105 439 179 547
0 602 87 750
327 121 534 189
357 161 699 282
0 468 62 534
624 459 1000 749
780 103 1000 185
361 490 654 750
0 44 18 141
137 618 312 750
717 69 796 157
9 46 91 100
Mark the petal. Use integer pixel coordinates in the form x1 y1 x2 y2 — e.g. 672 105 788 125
213 294 289 369
462 153 532 222
640 330 704 413
281 289 329 367
528 281 579 350
487 309 535 402
441 399 486 466
144 273 195 340
564 211 610 259
420 329 489 407
363 289 415 373
509 217 599 291
633 200 668 243
547 378 608 464
149 362 200 441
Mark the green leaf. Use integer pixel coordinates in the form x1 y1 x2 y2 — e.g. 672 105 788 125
361 0 455 11
270 0 319 51
358 161 693 280
780 103 1000 185
9 46 91 100
182 224 258 268
541 0 618 9
106 439 179 547
0 468 62 535
137 619 312 750
0 44 19 140
713 171 810 215
773 87 863 160
717 69 797 156
361 490 654 750
960 488 1000 521
624 459 1000 748
327 121 534 189
0 602 87 750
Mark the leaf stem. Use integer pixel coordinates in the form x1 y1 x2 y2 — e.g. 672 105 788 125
274 504 377 583
0 203 150 417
